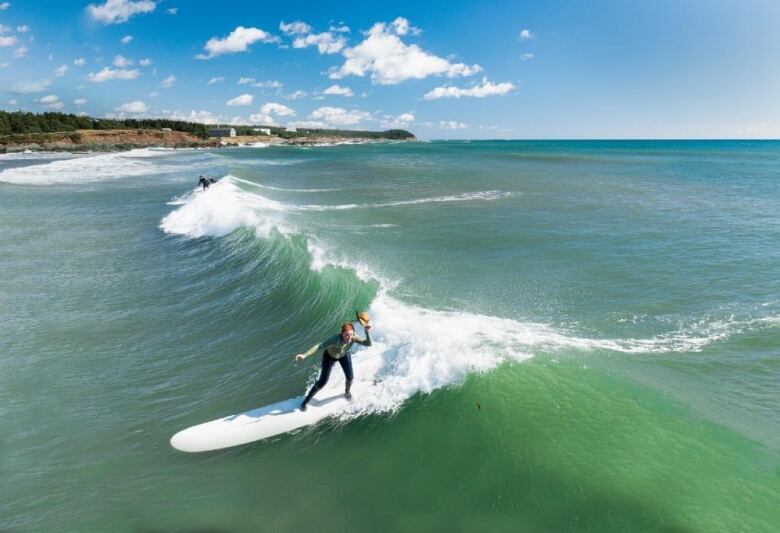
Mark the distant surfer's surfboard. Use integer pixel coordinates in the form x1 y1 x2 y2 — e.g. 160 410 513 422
170 380 373 453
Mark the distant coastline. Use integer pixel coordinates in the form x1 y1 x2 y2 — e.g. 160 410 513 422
0 110 415 153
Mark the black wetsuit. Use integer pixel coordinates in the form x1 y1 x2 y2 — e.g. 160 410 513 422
300 330 371 409
198 177 210 190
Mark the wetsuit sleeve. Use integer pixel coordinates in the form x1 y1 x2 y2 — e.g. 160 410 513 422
300 339 326 359
354 328 372 347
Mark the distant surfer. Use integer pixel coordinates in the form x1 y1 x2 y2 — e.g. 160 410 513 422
294 312 372 411
198 175 210 190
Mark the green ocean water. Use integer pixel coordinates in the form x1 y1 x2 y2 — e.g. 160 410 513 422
1 141 778 531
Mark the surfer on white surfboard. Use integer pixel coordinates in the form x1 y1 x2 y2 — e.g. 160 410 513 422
294 312 372 411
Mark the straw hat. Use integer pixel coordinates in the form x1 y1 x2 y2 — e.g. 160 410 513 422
356 311 370 327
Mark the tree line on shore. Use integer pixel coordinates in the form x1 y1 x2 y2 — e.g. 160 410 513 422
0 111 209 137
0 111 414 140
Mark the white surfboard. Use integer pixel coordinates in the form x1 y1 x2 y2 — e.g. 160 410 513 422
170 379 374 453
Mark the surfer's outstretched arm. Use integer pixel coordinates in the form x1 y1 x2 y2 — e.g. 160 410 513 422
294 342 322 362
353 326 372 347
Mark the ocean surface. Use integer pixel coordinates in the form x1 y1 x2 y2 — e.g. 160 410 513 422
1 140 778 532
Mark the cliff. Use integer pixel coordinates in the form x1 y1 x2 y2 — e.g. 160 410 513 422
0 129 219 152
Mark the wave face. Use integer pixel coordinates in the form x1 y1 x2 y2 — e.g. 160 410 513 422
158 163 780 421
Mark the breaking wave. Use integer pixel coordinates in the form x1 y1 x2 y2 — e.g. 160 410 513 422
159 175 777 416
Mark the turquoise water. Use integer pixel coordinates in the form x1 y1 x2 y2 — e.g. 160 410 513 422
1 141 778 531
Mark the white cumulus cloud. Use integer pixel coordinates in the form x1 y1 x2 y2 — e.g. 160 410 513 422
161 75 176 88
286 120 328 129
117 100 148 113
73 57 86 66
208 76 224 84
16 25 29 33
170 110 222 124
310 106 371 126
54 64 68 77
293 31 346 54
227 93 254 106
323 84 353 96
11 79 50 93
380 112 415 129
39 94 64 110
423 78 515 99
520 52 534 61
13 46 26 58
238 77 283 88
139 58 152 66
284 90 307 100
74 98 87 106
248 113 275 125
196 26 279 59
121 35 133 44
260 102 295 116
391 17 421 36
0 3 10 10
518 29 534 40
88 67 140 82
0 36 17 47
279 20 312 35
113 54 134 67
329 17 481 85
248 102 296 125
166 7 177 15
87 0 156 25
440 121 467 129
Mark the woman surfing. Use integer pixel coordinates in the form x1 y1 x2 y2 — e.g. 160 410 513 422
294 312 372 411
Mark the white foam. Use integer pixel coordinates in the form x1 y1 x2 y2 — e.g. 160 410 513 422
233 176 339 193
577 314 778 354
305 237 396 286
0 151 73 161
329 292 608 416
159 176 291 238
0 148 181 185
312 140 369 147
332 296 780 417
166 189 200 206
299 190 516 211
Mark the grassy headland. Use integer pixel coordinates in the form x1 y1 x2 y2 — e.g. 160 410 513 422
0 111 415 152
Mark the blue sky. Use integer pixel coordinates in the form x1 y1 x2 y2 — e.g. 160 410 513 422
1 0 779 138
